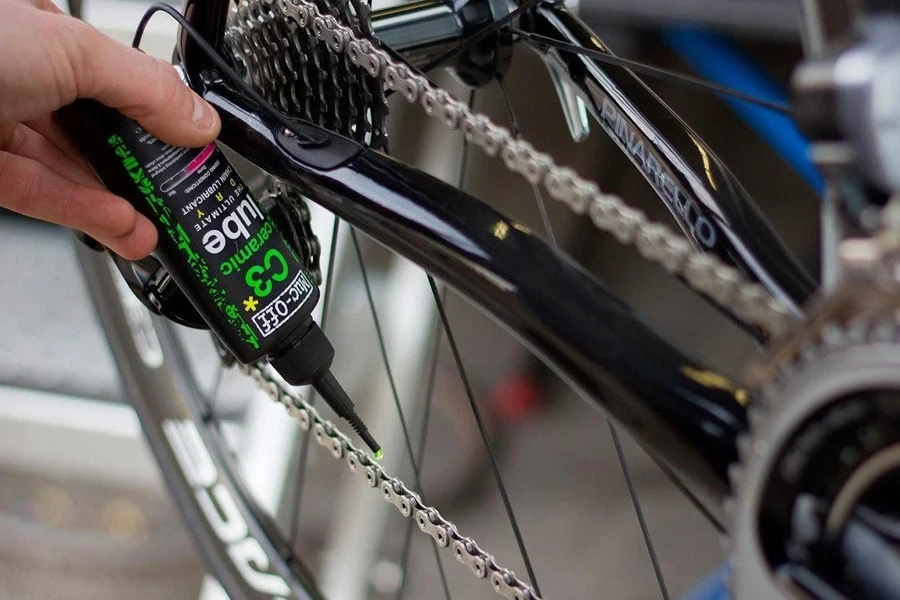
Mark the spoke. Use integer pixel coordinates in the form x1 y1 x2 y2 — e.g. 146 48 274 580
427 275 542 597
395 286 446 600
421 0 543 74
498 77 669 599
287 215 340 551
504 81 707 551
656 459 725 534
608 423 671 600
351 228 453 600
496 77 557 247
425 92 539 592
513 29 792 115
396 89 472 596
318 217 343 332
67 0 83 18
204 361 226 421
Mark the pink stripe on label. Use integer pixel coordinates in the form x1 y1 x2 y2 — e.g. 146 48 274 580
186 143 216 175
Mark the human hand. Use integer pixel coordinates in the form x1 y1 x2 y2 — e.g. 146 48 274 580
0 0 221 258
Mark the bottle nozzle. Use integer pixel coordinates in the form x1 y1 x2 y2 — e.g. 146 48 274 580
313 370 381 455
269 322 380 455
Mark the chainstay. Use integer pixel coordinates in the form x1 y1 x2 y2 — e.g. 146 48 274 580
243 362 541 600
260 0 798 336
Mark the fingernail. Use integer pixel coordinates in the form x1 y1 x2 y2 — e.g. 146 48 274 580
192 96 214 131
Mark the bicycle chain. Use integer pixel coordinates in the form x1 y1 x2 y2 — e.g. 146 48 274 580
242 361 541 600
237 0 796 336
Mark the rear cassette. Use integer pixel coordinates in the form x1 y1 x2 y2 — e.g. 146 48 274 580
225 0 388 146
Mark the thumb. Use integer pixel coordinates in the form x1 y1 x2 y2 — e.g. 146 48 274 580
61 16 220 147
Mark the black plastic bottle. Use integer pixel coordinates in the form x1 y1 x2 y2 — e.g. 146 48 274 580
58 99 380 453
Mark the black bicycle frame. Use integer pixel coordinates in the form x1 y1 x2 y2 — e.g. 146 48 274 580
205 71 749 492
180 0 807 486
174 0 808 491
140 0 821 571
85 0 820 596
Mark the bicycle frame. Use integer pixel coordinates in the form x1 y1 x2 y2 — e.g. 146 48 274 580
203 73 747 490
178 0 812 494
83 0 822 596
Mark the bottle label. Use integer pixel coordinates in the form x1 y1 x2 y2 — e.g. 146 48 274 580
106 127 316 351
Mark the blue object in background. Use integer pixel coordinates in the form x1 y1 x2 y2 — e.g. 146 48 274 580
681 564 731 600
662 32 822 599
662 27 825 195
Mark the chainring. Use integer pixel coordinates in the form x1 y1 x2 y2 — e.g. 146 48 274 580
731 319 900 599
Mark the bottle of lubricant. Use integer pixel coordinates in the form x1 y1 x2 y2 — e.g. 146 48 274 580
58 99 380 454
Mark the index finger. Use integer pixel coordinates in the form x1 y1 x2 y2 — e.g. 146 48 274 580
56 14 221 148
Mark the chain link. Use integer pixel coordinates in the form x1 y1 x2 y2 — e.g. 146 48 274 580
244 362 542 600
266 0 797 336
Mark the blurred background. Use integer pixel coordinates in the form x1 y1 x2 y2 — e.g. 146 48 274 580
0 0 820 599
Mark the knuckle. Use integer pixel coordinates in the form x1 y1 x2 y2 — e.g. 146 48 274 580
0 155 19 211
55 13 87 38
56 17 97 98
4 125 28 155
0 156 39 215
108 211 138 238
56 185 85 228
130 58 184 120
94 194 137 238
